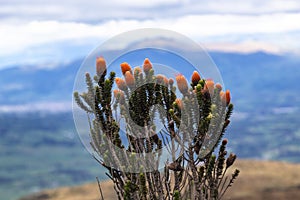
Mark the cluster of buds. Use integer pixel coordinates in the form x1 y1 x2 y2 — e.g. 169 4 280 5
115 58 155 90
156 74 169 86
175 70 231 106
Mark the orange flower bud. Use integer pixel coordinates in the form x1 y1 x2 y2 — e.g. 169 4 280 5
115 77 126 90
176 74 189 94
225 90 231 105
113 89 123 97
163 77 169 86
124 71 135 87
220 91 226 104
120 62 131 75
168 78 174 86
143 58 152 73
175 98 183 109
205 79 215 95
113 89 125 103
156 74 165 84
215 83 222 90
113 89 119 97
191 71 201 85
96 57 106 76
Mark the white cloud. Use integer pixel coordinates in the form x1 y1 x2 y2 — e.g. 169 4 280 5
0 21 103 56
0 13 299 63
0 0 300 22
204 41 282 54
0 0 300 68
0 101 72 113
1 13 300 55
0 83 24 92
108 0 184 7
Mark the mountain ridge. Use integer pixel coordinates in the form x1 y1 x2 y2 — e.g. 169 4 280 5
1 51 299 108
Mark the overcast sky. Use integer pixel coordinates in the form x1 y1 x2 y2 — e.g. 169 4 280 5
0 0 300 68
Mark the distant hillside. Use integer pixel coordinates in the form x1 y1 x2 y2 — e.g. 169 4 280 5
19 159 300 200
1 51 299 109
0 60 81 105
210 52 300 111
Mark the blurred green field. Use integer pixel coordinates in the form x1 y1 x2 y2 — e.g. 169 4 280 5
1 107 300 200
0 113 106 200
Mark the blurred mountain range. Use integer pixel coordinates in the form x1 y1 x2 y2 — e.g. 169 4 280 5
0 51 299 110
0 60 80 106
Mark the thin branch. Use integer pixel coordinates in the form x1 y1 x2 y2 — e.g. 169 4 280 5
96 177 105 200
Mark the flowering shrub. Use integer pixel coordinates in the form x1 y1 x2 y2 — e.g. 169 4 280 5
74 57 239 200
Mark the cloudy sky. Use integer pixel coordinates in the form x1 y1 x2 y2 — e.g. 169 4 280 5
0 0 300 68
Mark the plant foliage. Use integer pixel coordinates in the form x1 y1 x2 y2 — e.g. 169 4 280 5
74 57 239 200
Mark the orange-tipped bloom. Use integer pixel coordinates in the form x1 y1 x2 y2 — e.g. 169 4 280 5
163 77 169 86
215 83 222 90
169 78 174 86
191 71 201 85
205 79 215 95
120 62 131 75
113 89 124 98
176 74 189 94
96 57 106 76
220 91 226 105
225 90 231 105
115 77 126 90
175 98 183 109
113 89 119 97
113 89 125 103
143 58 152 73
156 74 165 84
124 71 135 87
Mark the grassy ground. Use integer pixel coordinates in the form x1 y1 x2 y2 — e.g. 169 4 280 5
19 159 300 200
